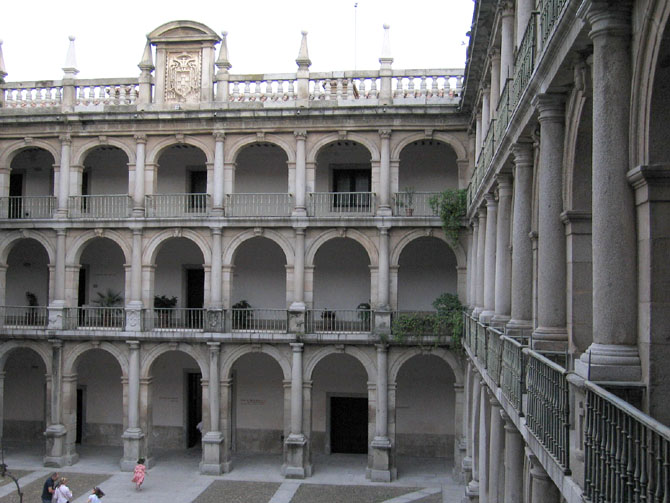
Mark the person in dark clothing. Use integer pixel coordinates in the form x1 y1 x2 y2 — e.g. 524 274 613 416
41 472 59 503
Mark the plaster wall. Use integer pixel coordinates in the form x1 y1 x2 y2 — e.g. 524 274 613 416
6 239 50 306
85 147 128 195
313 238 371 309
156 146 207 194
235 144 288 193
80 238 126 305
314 142 372 192
232 237 287 308
154 238 205 308
3 348 45 440
398 141 459 191
11 149 54 196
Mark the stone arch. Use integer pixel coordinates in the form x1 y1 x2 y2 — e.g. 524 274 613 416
140 343 208 379
0 230 55 265
0 140 60 167
307 133 380 163
143 229 211 266
305 229 378 267
630 0 670 165
0 341 52 374
146 136 214 165
391 132 467 162
224 135 296 164
223 229 294 266
391 229 465 269
221 344 291 381
304 345 375 382
66 229 132 265
62 341 129 376
72 138 136 166
389 347 463 385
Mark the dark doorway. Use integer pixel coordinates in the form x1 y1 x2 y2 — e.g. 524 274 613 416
78 267 88 307
186 268 204 309
9 173 23 218
186 372 202 448
330 396 368 454
189 170 207 212
76 388 84 444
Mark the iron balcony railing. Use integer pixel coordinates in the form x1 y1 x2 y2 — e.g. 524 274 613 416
501 335 527 413
148 308 205 330
486 326 504 386
306 309 373 333
0 306 49 328
584 380 670 503
0 196 56 219
524 348 570 473
494 79 512 150
463 311 475 350
225 193 293 217
540 0 569 47
145 193 211 218
511 13 538 111
69 195 132 218
308 192 375 217
230 308 288 332
67 307 125 330
392 192 440 217
476 320 487 363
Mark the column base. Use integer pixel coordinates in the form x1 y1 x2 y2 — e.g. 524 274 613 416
478 310 495 325
376 206 393 217
460 455 473 484
43 423 77 467
120 427 147 471
292 207 308 217
200 431 225 475
575 343 641 381
367 436 395 482
374 310 392 336
505 319 532 338
490 314 510 329
282 433 311 479
464 479 480 503
531 326 568 351
472 307 483 319
288 307 306 334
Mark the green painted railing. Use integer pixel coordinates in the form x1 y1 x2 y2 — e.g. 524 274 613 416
501 335 526 413
511 13 537 111
584 381 670 503
524 348 571 473
494 80 512 151
486 326 504 386
476 321 488 365
540 0 568 46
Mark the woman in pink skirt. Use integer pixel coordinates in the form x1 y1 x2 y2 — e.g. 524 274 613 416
131 458 146 491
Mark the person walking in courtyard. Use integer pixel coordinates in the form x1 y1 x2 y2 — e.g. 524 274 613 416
87 487 105 503
131 458 146 491
53 477 73 503
41 472 58 503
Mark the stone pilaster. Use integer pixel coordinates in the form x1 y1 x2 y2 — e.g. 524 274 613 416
479 194 498 325
492 175 512 327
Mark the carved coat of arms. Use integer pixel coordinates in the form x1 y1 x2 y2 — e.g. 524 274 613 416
166 51 201 102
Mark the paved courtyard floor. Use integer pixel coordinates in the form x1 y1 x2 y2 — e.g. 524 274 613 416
0 444 464 503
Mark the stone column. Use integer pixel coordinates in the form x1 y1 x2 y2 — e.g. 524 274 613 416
492 175 513 327
121 341 144 470
212 133 225 216
57 135 71 216
124 229 143 331
201 342 224 474
477 380 489 503
370 344 393 481
461 362 473 483
531 94 568 350
466 374 481 501
377 129 392 215
500 2 515 85
476 112 483 157
293 131 307 216
453 383 466 478
290 228 306 312
487 393 504 503
466 226 475 307
507 142 534 334
44 339 68 466
0 372 4 439
490 50 501 114
528 450 561 503
469 220 480 310
575 0 641 381
480 194 498 324
221 378 233 472
516 0 534 48
377 228 390 309
501 410 523 503
48 229 67 329
474 207 487 318
284 343 308 478
133 135 146 216
482 87 491 136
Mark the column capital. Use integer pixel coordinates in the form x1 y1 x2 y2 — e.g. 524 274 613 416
496 173 513 193
499 0 515 16
375 343 389 353
213 131 225 141
56 229 67 237
378 129 392 139
48 338 64 348
207 342 221 352
59 134 72 144
210 227 223 236
532 93 566 122
484 192 497 208
477 205 487 219
511 140 534 166
134 134 147 144
378 227 389 236
294 130 307 140
126 340 140 350
580 0 632 40
290 342 304 352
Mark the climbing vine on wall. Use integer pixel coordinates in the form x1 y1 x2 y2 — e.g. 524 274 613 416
429 188 467 246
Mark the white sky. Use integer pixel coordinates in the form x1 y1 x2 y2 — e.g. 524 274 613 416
0 0 474 82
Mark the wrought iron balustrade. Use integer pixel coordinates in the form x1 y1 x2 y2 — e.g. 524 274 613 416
501 335 527 412
225 193 292 217
69 195 132 218
67 306 125 330
148 308 205 330
230 308 288 332
494 80 512 150
393 192 440 217
584 380 670 503
308 192 375 216
524 348 570 472
476 321 487 363
540 0 569 47
0 196 56 219
145 193 211 217
486 327 504 385
511 13 537 111
0 306 49 328
306 309 373 333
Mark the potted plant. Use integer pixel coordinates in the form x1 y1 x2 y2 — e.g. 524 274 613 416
154 295 178 327
402 186 415 216
232 300 253 329
357 302 371 331
93 289 123 327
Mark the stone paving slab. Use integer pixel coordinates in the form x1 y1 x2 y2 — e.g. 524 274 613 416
290 484 416 503
193 480 282 503
0 472 31 488
0 471 110 503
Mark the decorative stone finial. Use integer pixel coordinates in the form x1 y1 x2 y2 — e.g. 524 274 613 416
138 37 154 72
62 35 79 79
380 24 393 65
215 31 232 71
296 30 311 69
0 39 7 82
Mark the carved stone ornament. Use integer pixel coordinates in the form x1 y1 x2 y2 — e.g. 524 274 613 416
165 51 202 103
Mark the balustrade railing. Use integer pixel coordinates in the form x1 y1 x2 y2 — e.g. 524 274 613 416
0 196 56 219
391 70 463 100
0 306 49 328
2 83 63 107
476 321 487 363
230 308 288 332
393 192 440 217
75 80 139 106
67 307 125 330
148 308 205 330
584 380 670 503
494 80 511 150
524 348 570 472
511 13 537 111
486 327 504 385
463 312 474 350
69 195 132 218
308 192 375 216
501 335 527 412
226 76 297 102
145 193 210 217
540 0 569 46
225 193 292 217
306 309 373 333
